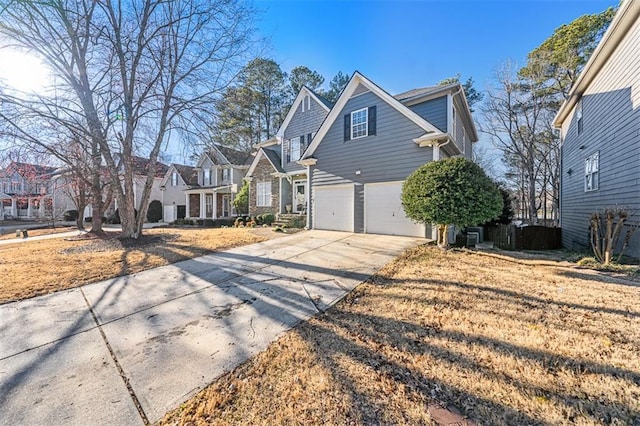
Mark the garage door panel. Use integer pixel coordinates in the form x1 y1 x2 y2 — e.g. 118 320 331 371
365 182 424 237
314 185 353 232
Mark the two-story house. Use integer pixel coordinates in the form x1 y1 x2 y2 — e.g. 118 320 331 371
246 72 477 238
180 145 251 220
554 0 640 257
245 87 332 217
0 162 58 219
159 164 198 222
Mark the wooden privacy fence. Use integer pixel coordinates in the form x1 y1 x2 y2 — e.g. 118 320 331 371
485 224 562 250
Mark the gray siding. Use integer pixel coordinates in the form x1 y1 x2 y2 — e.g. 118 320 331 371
560 17 640 257
311 90 434 233
282 96 328 173
409 96 447 133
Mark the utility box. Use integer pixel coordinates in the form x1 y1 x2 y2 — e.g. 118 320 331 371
466 226 484 243
466 232 479 248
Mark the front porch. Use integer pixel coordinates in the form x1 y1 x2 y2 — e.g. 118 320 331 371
185 186 236 219
1 195 51 220
279 174 308 215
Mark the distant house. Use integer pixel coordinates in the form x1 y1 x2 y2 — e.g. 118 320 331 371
178 145 251 220
159 163 198 222
245 72 478 237
0 162 58 219
554 0 640 256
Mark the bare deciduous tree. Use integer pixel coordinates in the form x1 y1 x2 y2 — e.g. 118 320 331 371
0 0 255 238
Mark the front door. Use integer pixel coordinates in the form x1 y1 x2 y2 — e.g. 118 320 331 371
222 195 231 217
293 181 306 213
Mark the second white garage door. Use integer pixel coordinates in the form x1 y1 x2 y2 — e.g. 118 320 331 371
365 181 425 237
313 184 354 232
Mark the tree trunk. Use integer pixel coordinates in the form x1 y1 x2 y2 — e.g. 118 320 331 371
438 224 449 248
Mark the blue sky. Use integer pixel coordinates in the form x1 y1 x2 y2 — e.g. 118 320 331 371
254 0 616 172
256 0 616 94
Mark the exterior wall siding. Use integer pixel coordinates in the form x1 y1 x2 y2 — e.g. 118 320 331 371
162 170 188 208
408 96 448 133
282 96 328 173
560 17 640 257
311 90 434 233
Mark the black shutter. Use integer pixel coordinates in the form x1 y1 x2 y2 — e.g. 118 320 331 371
344 114 351 141
306 133 312 149
368 105 377 136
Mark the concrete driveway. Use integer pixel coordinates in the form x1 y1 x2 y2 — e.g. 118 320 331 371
0 230 424 425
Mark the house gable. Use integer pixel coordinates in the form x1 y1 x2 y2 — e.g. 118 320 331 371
302 72 445 160
246 148 283 178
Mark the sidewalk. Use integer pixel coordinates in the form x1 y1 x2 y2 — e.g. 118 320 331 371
0 230 423 425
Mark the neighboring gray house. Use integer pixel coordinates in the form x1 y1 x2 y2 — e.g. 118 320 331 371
554 0 640 257
181 145 251 220
301 72 476 237
245 86 332 216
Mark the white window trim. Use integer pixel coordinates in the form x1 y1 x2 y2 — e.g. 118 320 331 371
203 168 211 186
584 151 599 192
257 181 272 207
171 171 178 186
290 138 301 162
222 168 231 182
351 107 368 140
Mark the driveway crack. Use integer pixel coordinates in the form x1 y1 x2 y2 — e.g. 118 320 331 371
80 288 150 425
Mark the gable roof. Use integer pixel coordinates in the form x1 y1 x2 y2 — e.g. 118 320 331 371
393 85 442 102
246 147 284 177
554 0 640 127
197 144 251 168
276 86 332 138
123 155 169 178
174 164 198 186
0 161 58 179
302 71 445 159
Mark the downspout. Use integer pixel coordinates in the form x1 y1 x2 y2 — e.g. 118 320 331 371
306 165 311 229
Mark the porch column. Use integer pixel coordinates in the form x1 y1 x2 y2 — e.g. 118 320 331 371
39 198 45 217
212 191 217 219
230 193 235 216
185 193 190 218
11 198 17 217
199 193 205 218
27 198 33 217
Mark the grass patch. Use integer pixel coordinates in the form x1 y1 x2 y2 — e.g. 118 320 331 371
0 228 268 304
160 245 640 425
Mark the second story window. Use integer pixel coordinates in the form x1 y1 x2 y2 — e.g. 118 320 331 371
290 137 302 162
585 151 599 192
12 181 20 192
203 168 211 186
171 171 178 186
222 168 231 182
576 100 583 134
351 108 368 139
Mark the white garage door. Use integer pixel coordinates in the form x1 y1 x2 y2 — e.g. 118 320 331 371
163 205 175 223
313 184 354 232
365 181 425 237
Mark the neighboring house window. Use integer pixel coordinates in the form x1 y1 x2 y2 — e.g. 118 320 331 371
12 181 20 192
290 138 301 162
585 151 599 192
206 194 213 216
351 108 368 139
203 168 211 186
462 126 466 154
452 107 457 140
257 181 271 207
171 171 178 186
222 168 231 182
576 100 583 134
301 95 311 112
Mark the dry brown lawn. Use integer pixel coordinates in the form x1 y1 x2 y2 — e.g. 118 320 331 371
160 245 640 426
0 227 269 304
0 226 75 240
